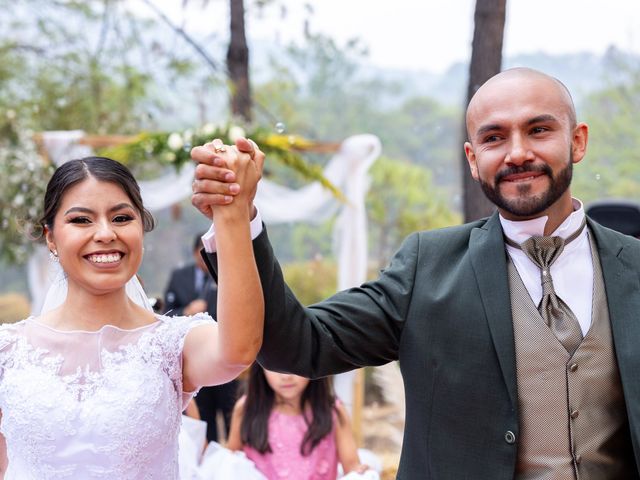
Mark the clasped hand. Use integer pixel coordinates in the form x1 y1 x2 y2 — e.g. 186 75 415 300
191 137 265 221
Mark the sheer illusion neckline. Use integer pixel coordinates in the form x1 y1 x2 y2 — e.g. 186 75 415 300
24 315 162 334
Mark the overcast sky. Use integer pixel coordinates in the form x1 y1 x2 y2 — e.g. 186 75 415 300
305 0 640 72
133 0 640 73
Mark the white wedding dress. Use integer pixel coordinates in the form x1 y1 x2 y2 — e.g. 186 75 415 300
0 313 212 479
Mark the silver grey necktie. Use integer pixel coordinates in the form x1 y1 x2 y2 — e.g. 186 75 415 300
507 220 587 355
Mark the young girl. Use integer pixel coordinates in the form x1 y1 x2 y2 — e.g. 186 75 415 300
227 363 368 479
0 142 262 478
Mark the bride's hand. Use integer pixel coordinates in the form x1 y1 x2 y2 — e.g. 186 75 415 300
191 138 264 221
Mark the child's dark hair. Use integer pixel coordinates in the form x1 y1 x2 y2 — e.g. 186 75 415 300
240 363 341 456
39 156 154 233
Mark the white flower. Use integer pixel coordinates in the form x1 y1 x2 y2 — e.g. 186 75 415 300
143 141 154 153
228 125 246 143
13 194 24 206
167 133 184 151
202 123 217 136
6 110 16 120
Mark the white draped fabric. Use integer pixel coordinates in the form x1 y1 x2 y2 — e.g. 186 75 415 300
39 130 94 166
139 164 198 211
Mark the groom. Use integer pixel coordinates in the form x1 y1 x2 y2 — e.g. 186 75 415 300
191 68 640 479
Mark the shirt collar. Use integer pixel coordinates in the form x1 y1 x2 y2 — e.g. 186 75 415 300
499 198 585 244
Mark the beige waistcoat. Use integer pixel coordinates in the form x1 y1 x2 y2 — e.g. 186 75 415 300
509 232 635 479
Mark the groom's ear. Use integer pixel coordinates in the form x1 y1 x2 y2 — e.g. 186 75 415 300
464 142 479 181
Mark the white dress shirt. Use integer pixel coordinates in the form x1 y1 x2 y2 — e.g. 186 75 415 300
500 199 593 335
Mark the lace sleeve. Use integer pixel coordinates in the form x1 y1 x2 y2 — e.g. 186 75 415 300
156 314 215 408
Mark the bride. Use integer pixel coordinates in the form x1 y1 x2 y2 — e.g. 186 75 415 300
0 141 263 479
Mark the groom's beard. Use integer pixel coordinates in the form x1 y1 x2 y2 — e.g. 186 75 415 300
479 154 573 218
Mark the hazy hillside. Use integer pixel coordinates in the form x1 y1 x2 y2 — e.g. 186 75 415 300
362 47 636 110
149 42 637 132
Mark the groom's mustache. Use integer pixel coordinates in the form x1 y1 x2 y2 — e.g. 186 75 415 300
495 163 553 183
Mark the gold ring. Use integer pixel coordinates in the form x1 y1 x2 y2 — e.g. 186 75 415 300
212 140 227 153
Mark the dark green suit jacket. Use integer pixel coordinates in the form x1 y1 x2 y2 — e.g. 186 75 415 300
204 212 640 479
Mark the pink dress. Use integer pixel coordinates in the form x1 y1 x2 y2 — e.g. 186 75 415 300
244 407 338 480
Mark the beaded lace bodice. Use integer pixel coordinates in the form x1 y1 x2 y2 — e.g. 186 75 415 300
0 313 212 479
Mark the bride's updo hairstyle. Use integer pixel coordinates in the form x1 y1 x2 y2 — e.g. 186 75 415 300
39 156 155 233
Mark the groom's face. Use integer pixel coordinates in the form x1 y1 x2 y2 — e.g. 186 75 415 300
463 71 586 221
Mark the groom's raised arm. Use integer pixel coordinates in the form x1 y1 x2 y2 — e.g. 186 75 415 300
191 139 408 378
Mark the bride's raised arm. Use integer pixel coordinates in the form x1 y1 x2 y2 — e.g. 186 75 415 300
181 139 264 389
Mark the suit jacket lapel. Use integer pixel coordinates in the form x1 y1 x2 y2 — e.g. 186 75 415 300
469 212 518 409
589 220 640 402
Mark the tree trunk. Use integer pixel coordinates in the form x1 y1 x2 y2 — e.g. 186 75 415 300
461 0 507 222
227 0 252 122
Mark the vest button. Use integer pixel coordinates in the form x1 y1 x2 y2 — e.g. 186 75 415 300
570 410 579 419
504 431 516 444
569 363 578 372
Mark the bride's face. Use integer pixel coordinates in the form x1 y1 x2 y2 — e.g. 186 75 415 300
45 176 145 298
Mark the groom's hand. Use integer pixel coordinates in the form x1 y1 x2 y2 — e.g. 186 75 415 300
191 138 264 220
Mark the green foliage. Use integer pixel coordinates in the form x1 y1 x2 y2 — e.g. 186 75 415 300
98 123 343 196
374 97 461 190
367 157 461 267
0 1 161 134
291 220 335 260
253 31 462 205
255 32 386 142
574 61 640 203
0 115 54 264
278 157 461 308
282 260 337 306
281 155 462 300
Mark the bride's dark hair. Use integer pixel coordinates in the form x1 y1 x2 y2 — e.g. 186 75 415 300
240 363 342 456
39 156 155 233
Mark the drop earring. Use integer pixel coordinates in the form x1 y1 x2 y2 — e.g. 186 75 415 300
49 250 59 262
